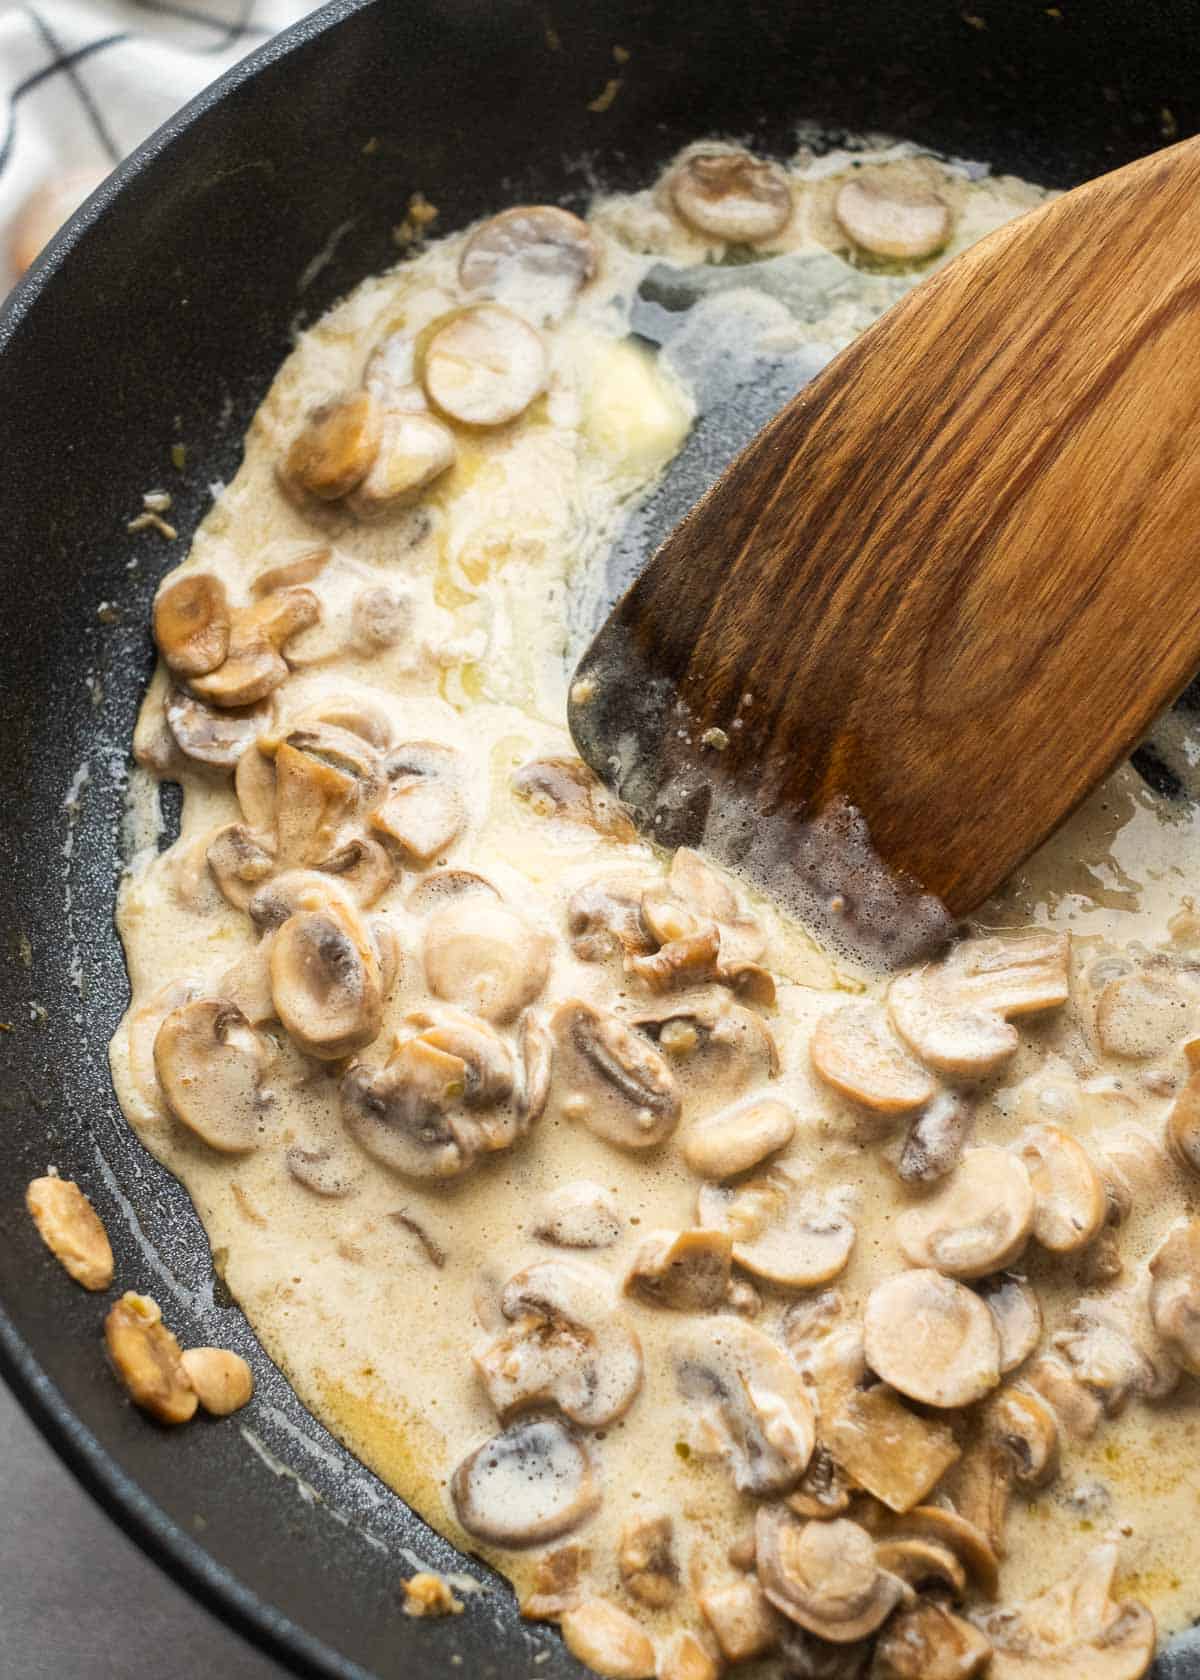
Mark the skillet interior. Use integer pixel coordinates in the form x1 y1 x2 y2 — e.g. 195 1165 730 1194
2 1 1200 1674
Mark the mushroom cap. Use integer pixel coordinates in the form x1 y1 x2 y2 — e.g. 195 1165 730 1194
206 823 276 910
284 391 382 500
474 1258 643 1428
450 1416 599 1547
624 1228 733 1311
811 1000 934 1114
834 174 951 260
459 206 597 301
270 902 383 1059
864 1269 1001 1407
896 1146 1035 1279
668 151 793 243
154 572 231 678
560 1599 656 1680
682 1097 796 1180
888 969 1018 1079
420 304 547 428
755 1508 907 1643
674 1316 815 1495
153 997 274 1153
977 1272 1043 1373
1018 1124 1106 1254
371 739 465 863
551 1000 681 1149
697 1168 856 1290
984 1385 1060 1488
166 689 269 769
423 898 552 1024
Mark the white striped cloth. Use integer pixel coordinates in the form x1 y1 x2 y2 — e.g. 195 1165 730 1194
1 0 314 283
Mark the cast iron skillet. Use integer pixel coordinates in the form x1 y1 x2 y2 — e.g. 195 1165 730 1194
3 1 1200 1675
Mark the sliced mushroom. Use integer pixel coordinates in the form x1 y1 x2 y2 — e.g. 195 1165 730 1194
782 1291 868 1414
474 1259 643 1428
825 1384 960 1514
871 1538 967 1600
165 688 270 769
560 1599 655 1680
270 901 383 1059
887 932 1070 1080
550 1000 681 1149
858 1504 999 1600
897 1091 973 1184
668 151 793 243
371 740 465 862
834 175 951 261
674 1316 815 1495
682 1096 796 1180
283 391 382 500
518 1542 589 1621
533 1180 623 1249
618 1512 678 1609
1052 1296 1177 1414
1095 969 1193 1060
567 873 656 963
422 898 551 1024
657 1631 721 1680
811 1001 934 1114
315 834 394 907
1018 1125 1106 1254
459 206 597 300
698 1167 856 1290
285 1144 360 1198
629 924 722 995
872 1602 992 1680
206 823 276 910
896 1147 1035 1279
645 848 766 966
346 410 456 515
1167 1043 1200 1172
191 589 321 709
1020 1354 1104 1441
1149 1218 1200 1375
977 1273 1042 1374
25 1175 114 1292
987 1384 1061 1491
975 1543 1155 1680
513 756 636 840
864 1269 1001 1407
697 1575 783 1663
421 304 546 428
250 541 331 598
154 572 231 678
235 737 278 830
634 991 779 1111
450 1416 599 1546
755 1508 907 1644
624 1228 733 1311
407 869 499 914
154 998 274 1152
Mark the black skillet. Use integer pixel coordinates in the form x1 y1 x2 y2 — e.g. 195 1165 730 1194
3 1 1200 1675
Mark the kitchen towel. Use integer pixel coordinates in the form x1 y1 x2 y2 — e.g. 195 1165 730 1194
1 0 313 281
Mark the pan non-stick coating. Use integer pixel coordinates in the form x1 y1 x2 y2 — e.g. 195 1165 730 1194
2 2 1200 1675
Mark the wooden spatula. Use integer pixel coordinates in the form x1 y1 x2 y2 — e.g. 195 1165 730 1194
568 137 1200 963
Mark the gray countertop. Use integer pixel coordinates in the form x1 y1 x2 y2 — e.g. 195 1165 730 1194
0 1377 285 1679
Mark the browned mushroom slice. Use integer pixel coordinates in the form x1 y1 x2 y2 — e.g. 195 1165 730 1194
977 1273 1042 1374
25 1175 114 1292
668 151 793 244
270 900 383 1059
283 391 382 500
755 1507 908 1644
371 740 465 862
513 756 637 840
975 1543 1155 1680
834 175 951 261
560 1600 655 1680
811 1000 934 1113
825 1384 960 1514
871 1538 967 1600
673 1317 815 1495
518 1542 589 1621
154 572 230 677
451 1417 599 1547
420 305 547 427
153 997 275 1152
1149 1218 1200 1374
887 931 1070 1080
624 1228 733 1310
567 875 657 963
234 737 278 830
105 1292 198 1425
1018 1124 1106 1253
534 1180 623 1249
474 1259 643 1427
629 924 721 994
206 823 276 910
165 688 270 769
617 1512 678 1609
697 1167 856 1290
896 1146 1035 1279
422 898 551 1024
872 1601 991 1680
864 1269 1000 1407
459 206 597 300
346 410 457 517
191 589 321 709
682 1095 796 1179
897 1091 973 1184
1095 969 1194 1059
697 1576 783 1664
857 1504 1000 1601
550 1000 681 1149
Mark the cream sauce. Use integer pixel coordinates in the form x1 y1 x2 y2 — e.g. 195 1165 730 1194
110 139 1200 1670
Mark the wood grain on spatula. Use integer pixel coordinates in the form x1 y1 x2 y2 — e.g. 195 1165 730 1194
570 137 1200 956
